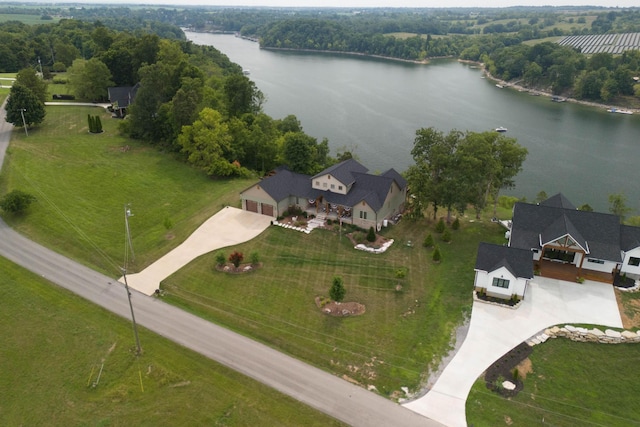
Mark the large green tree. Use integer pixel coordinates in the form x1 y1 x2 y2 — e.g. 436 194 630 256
223 74 264 117
5 84 45 128
177 108 249 177
15 67 48 103
67 58 114 101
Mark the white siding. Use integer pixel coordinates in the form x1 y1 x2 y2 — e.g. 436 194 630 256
474 266 527 299
621 246 640 278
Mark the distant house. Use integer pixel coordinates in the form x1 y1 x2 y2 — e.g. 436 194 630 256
475 193 640 301
107 83 139 118
240 158 407 229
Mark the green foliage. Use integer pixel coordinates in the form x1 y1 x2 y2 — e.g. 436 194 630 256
215 251 226 266
67 58 114 101
163 217 173 230
395 268 407 279
435 218 445 233
15 67 48 103
329 276 345 302
5 84 45 127
609 193 633 223
366 226 376 242
579 203 593 212
250 251 260 265
441 229 451 243
87 114 102 133
451 217 460 230
229 251 243 268
423 233 434 248
432 245 442 262
0 189 36 214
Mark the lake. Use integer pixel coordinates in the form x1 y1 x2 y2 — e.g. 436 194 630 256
186 32 640 213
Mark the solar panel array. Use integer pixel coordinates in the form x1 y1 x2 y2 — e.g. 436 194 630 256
557 33 640 54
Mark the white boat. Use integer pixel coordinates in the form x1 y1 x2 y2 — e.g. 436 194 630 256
495 84 504 89
495 127 508 133
607 108 633 115
242 69 250 75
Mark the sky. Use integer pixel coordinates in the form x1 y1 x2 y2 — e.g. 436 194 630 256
45 1 639 8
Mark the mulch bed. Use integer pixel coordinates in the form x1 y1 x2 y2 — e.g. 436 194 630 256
315 297 366 317
484 342 532 397
614 273 636 288
475 292 519 307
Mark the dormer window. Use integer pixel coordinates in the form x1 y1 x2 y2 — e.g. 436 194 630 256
338 185 343 191
331 184 335 189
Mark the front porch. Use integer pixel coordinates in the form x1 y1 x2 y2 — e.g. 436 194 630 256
536 259 614 284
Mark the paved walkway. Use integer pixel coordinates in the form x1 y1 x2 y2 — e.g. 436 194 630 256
122 206 272 295
403 277 623 427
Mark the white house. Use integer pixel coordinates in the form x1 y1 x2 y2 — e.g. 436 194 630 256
474 242 534 300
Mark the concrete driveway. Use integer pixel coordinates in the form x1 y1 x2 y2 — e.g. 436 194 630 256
403 277 623 427
122 206 272 295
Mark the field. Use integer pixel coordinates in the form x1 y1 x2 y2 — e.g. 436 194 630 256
467 338 640 426
0 13 59 25
0 105 254 275
0 257 345 426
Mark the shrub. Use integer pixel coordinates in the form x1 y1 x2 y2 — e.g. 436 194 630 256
326 219 333 225
432 245 442 262
215 251 226 266
229 251 243 268
0 190 36 214
250 251 260 265
435 218 445 233
163 217 173 230
451 217 460 230
366 226 376 242
395 268 407 279
352 231 365 244
442 229 451 242
423 233 434 248
329 276 346 302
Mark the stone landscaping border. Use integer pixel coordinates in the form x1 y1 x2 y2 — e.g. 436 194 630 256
354 239 394 254
616 282 640 292
527 325 640 347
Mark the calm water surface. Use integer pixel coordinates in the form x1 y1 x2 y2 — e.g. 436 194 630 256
187 32 640 212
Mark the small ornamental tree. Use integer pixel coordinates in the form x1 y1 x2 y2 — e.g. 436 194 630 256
451 217 460 230
442 229 451 243
329 276 346 302
423 233 434 248
432 245 442 263
0 190 36 214
435 218 446 233
215 251 226 266
250 251 260 265
229 251 243 268
366 226 376 242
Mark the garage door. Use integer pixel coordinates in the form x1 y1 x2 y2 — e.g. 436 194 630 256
261 204 274 216
245 200 258 213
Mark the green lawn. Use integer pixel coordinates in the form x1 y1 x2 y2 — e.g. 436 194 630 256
163 216 506 397
467 338 640 426
0 257 345 426
0 105 254 275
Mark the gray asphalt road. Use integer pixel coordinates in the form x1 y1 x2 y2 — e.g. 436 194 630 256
0 99 441 426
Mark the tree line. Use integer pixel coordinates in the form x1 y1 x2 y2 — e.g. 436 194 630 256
483 42 640 101
3 19 346 179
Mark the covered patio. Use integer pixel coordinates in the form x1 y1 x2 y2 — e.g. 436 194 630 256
537 259 614 284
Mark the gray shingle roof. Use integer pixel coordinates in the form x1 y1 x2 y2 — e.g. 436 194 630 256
245 160 406 212
510 195 623 262
475 242 534 279
539 193 576 209
621 225 640 252
312 158 368 187
108 83 139 108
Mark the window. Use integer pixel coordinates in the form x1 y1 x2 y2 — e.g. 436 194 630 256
323 182 327 188
587 258 604 265
359 211 367 220
492 277 510 288
338 186 343 191
629 257 640 267
315 181 320 186
331 184 335 189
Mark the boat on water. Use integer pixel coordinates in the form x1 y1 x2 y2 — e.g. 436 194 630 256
495 127 508 133
242 69 250 75
551 96 566 102
607 108 633 115
495 84 504 89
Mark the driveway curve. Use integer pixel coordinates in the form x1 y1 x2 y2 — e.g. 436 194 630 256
404 277 623 427
123 206 272 295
